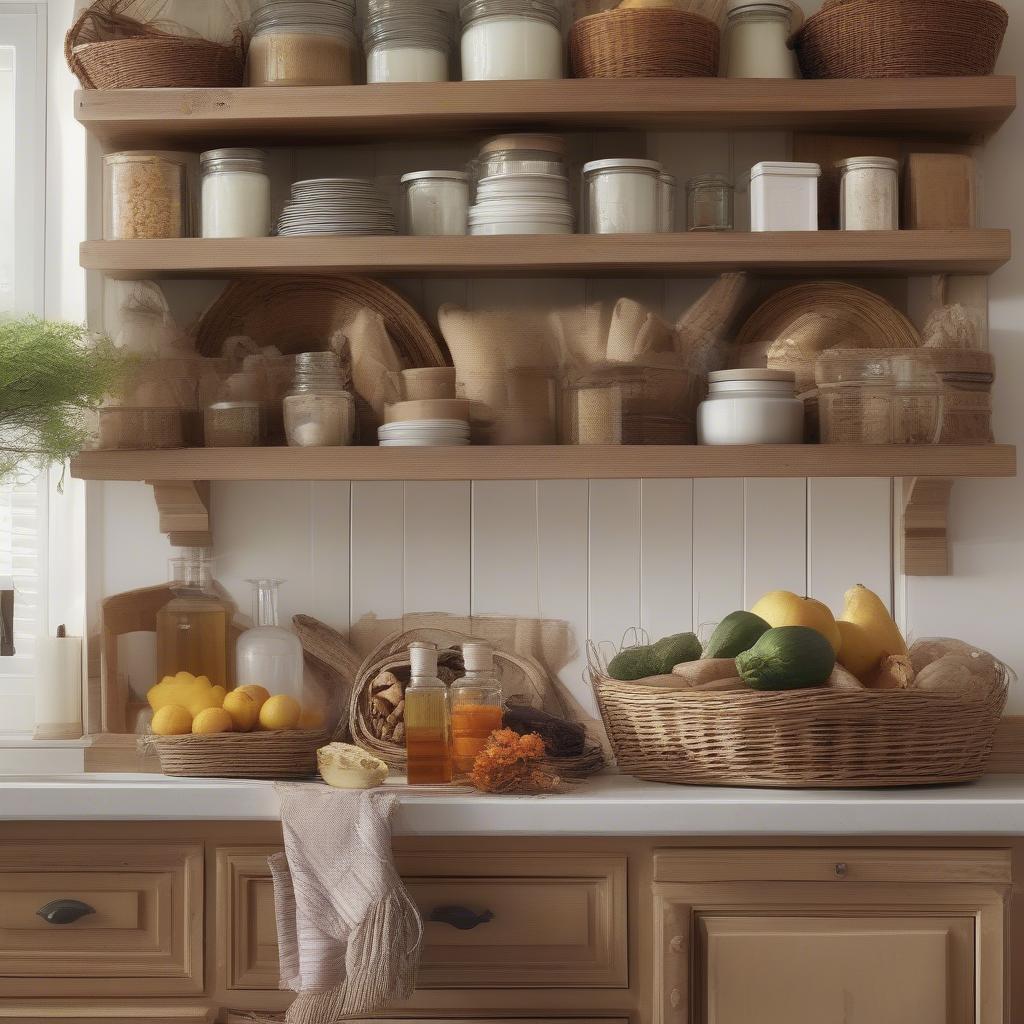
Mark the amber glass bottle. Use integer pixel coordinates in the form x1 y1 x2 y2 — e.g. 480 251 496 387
404 641 453 785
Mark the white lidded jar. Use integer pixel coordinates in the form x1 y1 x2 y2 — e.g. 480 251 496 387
838 155 900 231
365 0 452 82
583 158 663 234
201 149 272 239
401 170 470 235
723 0 801 78
236 579 304 701
749 160 821 231
460 0 563 81
698 369 805 445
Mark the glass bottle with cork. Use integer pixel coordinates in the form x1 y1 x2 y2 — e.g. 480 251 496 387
450 642 503 775
155 549 229 687
404 641 453 784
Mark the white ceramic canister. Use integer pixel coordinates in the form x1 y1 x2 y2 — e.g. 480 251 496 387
365 0 451 82
697 369 805 445
749 161 821 232
201 149 272 239
723 0 801 78
838 155 900 231
459 0 563 81
583 158 663 234
402 171 470 235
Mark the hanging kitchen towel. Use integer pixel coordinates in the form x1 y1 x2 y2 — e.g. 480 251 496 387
269 783 423 1022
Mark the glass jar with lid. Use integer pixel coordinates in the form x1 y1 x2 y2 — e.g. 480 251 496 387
723 1 801 79
686 173 734 231
247 0 358 87
365 0 452 82
460 0 564 81
283 351 356 447
104 152 188 240
201 149 272 239
475 133 568 181
838 156 900 231
583 158 663 234
402 171 470 235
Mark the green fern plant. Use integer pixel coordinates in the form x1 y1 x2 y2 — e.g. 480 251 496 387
0 316 132 480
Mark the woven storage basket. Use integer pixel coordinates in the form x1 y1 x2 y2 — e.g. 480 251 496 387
591 647 1011 788
145 729 329 780
794 0 1008 79
66 2 244 90
347 627 604 780
570 8 720 79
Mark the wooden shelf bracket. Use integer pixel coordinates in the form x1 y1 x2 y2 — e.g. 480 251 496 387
149 480 212 548
902 477 954 577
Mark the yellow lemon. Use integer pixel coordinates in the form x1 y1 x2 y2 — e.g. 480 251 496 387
298 707 326 731
259 694 302 732
192 707 234 735
152 705 192 737
238 684 271 710
222 689 260 732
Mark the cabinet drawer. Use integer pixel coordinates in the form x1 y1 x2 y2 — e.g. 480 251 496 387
0 843 204 998
218 848 627 992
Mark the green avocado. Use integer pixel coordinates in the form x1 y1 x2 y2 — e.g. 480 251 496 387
704 610 772 659
736 626 836 691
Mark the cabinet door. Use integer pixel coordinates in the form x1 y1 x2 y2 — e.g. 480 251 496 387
696 914 974 1024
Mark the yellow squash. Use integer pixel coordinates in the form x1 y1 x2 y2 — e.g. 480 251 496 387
147 671 226 717
749 590 841 654
836 584 908 680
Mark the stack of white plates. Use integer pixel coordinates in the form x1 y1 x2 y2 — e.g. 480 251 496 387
469 172 574 236
277 178 397 237
378 419 471 446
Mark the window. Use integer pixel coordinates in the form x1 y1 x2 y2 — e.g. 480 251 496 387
0 3 47 733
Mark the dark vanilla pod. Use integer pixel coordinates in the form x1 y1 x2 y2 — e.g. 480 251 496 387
502 704 586 758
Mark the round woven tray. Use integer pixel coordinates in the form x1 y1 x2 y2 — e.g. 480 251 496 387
145 729 329 780
592 669 1009 789
794 0 1008 79
570 8 720 79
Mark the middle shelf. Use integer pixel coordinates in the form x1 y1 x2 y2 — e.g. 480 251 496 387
80 230 1012 280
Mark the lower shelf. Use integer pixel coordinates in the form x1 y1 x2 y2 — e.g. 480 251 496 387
70 444 1017 482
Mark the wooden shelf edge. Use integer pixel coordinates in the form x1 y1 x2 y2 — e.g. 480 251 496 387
79 230 1012 279
70 445 1018 483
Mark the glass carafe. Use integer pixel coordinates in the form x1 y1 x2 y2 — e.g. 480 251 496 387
155 549 229 687
450 642 503 774
235 579 304 700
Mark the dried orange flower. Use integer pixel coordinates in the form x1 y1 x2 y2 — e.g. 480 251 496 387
469 728 560 795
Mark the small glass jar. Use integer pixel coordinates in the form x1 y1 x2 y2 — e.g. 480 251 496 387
247 0 357 87
449 642 503 775
201 149 271 239
365 0 452 82
686 174 734 232
475 133 567 181
583 159 663 235
236 579 305 702
838 156 900 231
659 172 676 233
401 171 470 235
284 351 356 447
723 1 801 79
460 0 563 81
204 401 262 448
697 370 805 445
103 152 187 240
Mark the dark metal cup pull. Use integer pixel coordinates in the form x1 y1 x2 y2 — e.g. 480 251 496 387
37 899 96 925
429 905 495 931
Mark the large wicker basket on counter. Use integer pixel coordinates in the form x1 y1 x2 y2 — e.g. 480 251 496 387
145 729 329 780
591 663 1011 789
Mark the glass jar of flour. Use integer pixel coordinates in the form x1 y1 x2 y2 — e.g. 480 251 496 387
460 0 563 81
201 149 272 239
365 0 452 82
248 0 357 87
284 351 356 447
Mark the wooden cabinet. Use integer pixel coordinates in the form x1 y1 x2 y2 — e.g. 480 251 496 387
0 842 204 999
653 848 1011 1024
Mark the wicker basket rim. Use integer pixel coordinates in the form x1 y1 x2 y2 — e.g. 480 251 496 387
145 728 328 748
574 6 719 27
798 0 1008 37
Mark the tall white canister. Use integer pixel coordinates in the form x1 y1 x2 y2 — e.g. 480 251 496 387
33 626 84 740
749 161 821 231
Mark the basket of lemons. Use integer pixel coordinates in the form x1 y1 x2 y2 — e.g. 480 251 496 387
145 673 329 779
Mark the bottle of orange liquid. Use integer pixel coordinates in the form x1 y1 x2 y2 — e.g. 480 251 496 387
404 641 453 785
450 642 503 775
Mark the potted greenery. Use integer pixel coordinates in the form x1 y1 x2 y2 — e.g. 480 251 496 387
0 316 131 480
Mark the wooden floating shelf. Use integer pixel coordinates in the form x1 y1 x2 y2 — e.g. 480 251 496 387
71 445 1018 483
75 78 1017 148
80 231 1011 280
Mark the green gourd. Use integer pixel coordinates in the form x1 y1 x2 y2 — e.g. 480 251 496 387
608 632 702 681
736 626 836 691
704 610 772 659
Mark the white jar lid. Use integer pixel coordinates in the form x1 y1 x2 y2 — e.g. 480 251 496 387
401 170 470 184
583 158 663 175
750 161 822 179
835 156 900 172
708 369 796 383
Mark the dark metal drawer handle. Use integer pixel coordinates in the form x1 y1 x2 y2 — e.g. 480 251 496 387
429 905 495 931
37 899 95 925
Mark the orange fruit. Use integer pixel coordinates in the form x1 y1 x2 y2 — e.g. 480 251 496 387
222 689 260 732
238 684 271 710
258 694 301 731
152 705 192 736
192 707 234 735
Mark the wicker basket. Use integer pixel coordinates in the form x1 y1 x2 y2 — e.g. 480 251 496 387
146 729 329 780
794 0 1008 79
570 8 720 79
591 653 1011 789
66 2 244 90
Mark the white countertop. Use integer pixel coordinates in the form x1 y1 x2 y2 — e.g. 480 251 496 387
2 773 1024 835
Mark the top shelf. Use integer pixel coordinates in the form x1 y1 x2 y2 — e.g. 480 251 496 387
75 77 1017 149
